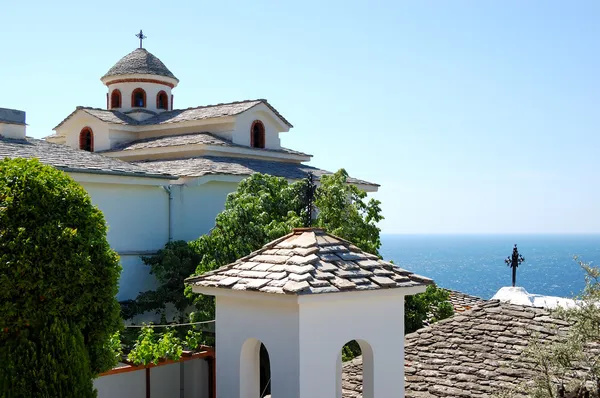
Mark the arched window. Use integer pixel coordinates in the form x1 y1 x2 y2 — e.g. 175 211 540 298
251 120 265 149
339 340 374 398
110 89 121 109
79 128 94 152
240 338 271 397
131 88 146 108
156 91 168 110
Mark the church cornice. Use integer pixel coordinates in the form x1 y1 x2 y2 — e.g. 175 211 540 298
105 77 176 89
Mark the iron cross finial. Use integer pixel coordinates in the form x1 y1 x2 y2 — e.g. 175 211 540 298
136 30 147 49
304 172 316 227
505 244 525 287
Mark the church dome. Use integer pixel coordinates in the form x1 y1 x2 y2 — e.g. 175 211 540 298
102 48 178 81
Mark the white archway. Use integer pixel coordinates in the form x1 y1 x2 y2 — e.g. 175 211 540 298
338 339 374 398
240 338 272 398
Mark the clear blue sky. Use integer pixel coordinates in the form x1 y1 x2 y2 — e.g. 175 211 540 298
2 1 599 234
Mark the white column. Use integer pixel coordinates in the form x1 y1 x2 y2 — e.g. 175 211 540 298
336 351 343 398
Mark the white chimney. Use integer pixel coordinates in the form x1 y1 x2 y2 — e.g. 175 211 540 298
0 108 26 139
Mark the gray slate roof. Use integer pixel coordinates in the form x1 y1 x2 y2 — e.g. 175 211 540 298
186 228 433 295
102 48 178 81
0 137 172 179
103 132 310 157
342 300 598 398
53 100 292 130
134 155 378 187
447 290 486 313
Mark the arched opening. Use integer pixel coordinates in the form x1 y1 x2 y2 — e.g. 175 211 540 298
110 89 121 109
156 90 169 110
339 340 373 398
240 338 271 398
251 120 265 149
131 88 146 108
79 128 94 152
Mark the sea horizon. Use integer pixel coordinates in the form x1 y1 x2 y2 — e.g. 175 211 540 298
379 234 599 300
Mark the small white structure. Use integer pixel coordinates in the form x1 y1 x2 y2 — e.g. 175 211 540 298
492 286 577 309
187 228 432 398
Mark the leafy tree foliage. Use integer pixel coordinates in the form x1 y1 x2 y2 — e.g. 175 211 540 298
127 170 452 358
0 158 122 396
525 261 599 398
405 285 454 334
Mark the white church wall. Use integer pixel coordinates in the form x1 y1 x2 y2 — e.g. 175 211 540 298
173 181 239 242
62 113 111 151
232 107 282 150
80 181 169 301
108 81 172 113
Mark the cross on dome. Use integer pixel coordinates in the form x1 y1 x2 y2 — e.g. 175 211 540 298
135 29 147 49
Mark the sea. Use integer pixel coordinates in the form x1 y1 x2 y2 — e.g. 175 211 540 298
380 234 600 300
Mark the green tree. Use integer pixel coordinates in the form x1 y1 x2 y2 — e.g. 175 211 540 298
128 170 452 353
405 285 454 334
0 158 122 397
498 260 600 398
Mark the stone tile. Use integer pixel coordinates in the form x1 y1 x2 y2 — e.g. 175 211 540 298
370 276 397 287
314 261 338 272
292 246 319 256
239 270 270 278
266 271 286 280
282 280 310 293
218 277 240 287
286 253 319 265
245 279 270 290
356 259 381 269
288 273 313 282
318 253 342 262
252 255 288 264
259 286 284 294
252 263 274 272
285 264 314 274
331 277 356 290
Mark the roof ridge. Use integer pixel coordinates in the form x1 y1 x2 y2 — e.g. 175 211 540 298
169 99 265 113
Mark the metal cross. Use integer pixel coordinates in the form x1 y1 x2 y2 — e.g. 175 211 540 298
505 244 525 287
136 30 147 49
304 172 316 227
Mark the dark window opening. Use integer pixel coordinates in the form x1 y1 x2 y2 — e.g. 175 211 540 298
251 120 265 149
110 89 121 109
157 91 168 110
131 88 146 108
79 128 94 152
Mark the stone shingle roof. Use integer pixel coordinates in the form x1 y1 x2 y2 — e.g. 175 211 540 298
134 155 378 187
0 137 172 179
102 132 310 157
447 290 486 313
53 100 292 130
102 48 178 81
186 228 433 295
342 300 598 398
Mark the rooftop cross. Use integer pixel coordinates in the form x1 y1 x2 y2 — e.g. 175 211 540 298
135 30 147 49
505 244 525 287
304 172 316 227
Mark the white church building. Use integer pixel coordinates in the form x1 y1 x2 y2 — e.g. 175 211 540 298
0 42 377 303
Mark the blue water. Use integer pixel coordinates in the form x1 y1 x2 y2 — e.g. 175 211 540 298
380 234 600 300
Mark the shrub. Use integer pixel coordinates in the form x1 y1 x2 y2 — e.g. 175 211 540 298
0 158 122 396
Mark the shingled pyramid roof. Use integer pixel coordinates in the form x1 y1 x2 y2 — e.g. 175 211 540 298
186 228 433 295
102 48 178 81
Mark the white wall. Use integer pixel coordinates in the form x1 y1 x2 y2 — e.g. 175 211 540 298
59 113 112 152
94 367 146 398
173 181 238 242
232 107 282 150
215 295 300 398
82 181 169 301
209 288 416 398
108 81 173 113
94 359 210 398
